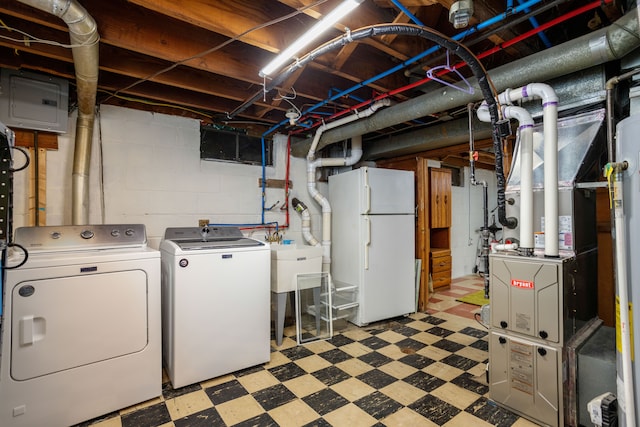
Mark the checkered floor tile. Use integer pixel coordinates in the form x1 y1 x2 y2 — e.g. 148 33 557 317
77 276 541 427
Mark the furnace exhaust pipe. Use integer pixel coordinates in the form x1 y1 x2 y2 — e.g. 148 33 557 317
499 84 559 257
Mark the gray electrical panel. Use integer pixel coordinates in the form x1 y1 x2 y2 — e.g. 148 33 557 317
0 68 69 133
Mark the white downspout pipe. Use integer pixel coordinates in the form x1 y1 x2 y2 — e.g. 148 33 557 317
500 84 559 257
305 99 390 271
17 0 99 225
477 103 534 252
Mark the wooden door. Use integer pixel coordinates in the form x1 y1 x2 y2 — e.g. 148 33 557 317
430 168 451 228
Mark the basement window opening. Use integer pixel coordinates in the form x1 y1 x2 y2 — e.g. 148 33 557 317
200 125 272 166
442 164 464 187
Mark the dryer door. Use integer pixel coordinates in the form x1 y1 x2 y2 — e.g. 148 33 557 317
11 270 148 380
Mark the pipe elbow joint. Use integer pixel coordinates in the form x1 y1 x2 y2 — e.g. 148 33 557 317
476 102 491 123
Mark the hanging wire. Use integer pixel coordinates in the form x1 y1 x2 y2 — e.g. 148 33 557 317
101 0 329 104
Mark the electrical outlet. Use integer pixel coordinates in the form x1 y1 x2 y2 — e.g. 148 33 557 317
198 219 209 227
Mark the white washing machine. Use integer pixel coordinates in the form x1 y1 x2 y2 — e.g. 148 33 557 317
160 226 270 389
0 224 162 427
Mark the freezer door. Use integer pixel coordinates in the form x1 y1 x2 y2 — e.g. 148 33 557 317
329 167 414 216
363 167 415 214
359 214 415 324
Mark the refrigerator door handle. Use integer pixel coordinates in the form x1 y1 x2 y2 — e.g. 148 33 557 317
364 184 371 214
364 216 371 269
363 167 371 214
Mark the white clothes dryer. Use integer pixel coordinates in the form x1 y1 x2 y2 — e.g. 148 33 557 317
0 224 162 427
160 226 270 389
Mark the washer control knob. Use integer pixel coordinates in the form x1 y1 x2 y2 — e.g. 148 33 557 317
111 229 121 237
125 228 135 237
51 231 61 239
80 229 94 239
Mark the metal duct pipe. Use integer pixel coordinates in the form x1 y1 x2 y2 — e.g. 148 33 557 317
301 9 640 152
17 0 99 225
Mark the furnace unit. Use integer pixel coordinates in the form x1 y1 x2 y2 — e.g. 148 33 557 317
488 108 605 427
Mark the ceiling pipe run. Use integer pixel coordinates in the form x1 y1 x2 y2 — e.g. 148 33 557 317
298 8 640 154
17 0 99 225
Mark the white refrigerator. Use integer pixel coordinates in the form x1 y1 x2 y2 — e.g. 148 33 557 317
328 166 416 326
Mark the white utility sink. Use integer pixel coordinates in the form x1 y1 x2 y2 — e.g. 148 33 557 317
270 244 322 345
270 244 322 293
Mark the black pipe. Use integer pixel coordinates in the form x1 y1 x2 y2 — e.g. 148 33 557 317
229 23 501 127
233 23 514 229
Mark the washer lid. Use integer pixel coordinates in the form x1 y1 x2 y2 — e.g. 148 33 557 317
175 238 264 250
163 226 265 250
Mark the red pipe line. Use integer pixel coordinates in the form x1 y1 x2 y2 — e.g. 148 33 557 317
291 0 612 135
465 0 613 63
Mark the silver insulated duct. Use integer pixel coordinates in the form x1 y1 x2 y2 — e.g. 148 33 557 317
17 0 99 225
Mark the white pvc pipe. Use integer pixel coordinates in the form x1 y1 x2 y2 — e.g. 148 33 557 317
500 83 559 257
503 105 534 251
299 206 320 247
304 100 390 271
477 103 534 250
492 242 519 253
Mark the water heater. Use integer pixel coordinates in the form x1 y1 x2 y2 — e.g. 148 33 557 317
614 113 640 425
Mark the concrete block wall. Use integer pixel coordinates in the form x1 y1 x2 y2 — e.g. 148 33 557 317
12 105 325 249
450 167 498 278
12 104 496 278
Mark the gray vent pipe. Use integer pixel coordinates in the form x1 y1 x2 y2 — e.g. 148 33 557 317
17 0 99 225
297 9 640 153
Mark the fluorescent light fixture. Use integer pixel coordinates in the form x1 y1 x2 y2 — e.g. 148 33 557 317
259 0 364 78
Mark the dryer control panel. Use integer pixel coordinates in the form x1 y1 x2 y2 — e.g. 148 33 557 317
14 224 148 252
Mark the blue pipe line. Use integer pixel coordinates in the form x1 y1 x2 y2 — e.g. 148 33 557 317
294 0 545 119
390 0 424 27
516 0 552 48
329 87 366 103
